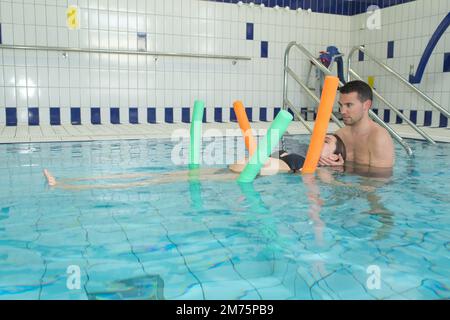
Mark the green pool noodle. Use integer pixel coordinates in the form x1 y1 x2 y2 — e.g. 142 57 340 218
189 100 205 169
237 110 293 183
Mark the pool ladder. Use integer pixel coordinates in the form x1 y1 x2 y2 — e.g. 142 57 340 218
283 42 449 157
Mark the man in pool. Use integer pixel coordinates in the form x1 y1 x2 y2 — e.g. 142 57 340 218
43 134 346 189
319 80 395 168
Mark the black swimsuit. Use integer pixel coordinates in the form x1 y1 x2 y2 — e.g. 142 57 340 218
273 150 305 173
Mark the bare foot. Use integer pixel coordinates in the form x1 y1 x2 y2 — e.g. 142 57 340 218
43 169 57 186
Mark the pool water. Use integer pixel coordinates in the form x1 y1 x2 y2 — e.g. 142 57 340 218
0 135 449 300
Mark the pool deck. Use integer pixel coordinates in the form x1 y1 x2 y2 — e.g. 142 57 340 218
1 122 450 144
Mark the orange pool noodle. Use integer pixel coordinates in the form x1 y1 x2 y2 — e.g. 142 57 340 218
302 76 340 174
233 101 257 156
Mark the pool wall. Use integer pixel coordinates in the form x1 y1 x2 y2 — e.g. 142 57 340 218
0 0 448 127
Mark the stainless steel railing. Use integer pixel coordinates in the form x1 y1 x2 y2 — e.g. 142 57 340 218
283 41 413 156
283 41 344 133
0 44 252 61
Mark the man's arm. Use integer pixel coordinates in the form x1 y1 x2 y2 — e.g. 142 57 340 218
368 130 395 168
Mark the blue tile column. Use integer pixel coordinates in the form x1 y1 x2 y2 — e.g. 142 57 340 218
444 53 450 72
246 23 254 40
6 108 17 126
50 107 61 125
129 108 138 124
71 108 81 125
147 107 156 123
261 41 268 58
110 108 120 124
387 41 395 59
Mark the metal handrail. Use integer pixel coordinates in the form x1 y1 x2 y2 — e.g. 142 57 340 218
284 42 413 156
349 70 436 145
348 45 450 120
0 44 252 61
283 41 344 129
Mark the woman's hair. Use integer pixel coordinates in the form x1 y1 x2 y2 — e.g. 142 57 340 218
333 134 347 161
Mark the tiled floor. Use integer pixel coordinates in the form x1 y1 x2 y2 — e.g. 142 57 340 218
0 122 449 144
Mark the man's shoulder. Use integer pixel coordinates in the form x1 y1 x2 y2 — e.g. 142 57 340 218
369 122 392 140
335 126 350 137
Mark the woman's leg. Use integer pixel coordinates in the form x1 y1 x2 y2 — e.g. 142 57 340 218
43 167 236 190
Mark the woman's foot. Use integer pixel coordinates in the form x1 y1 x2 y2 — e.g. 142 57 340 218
43 169 57 186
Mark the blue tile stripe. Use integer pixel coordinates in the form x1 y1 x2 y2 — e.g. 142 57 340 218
387 41 394 59
50 107 60 125
165 107 173 123
2 107 449 128
261 41 268 58
383 109 390 123
28 108 39 125
440 113 448 127
6 108 17 126
396 110 404 124
214 107 222 122
182 107 190 123
246 23 254 40
129 107 138 124
110 108 120 124
444 52 450 73
424 111 432 126
245 107 252 122
91 107 101 124
71 108 81 125
359 49 364 62
230 108 237 122
147 107 156 123
409 110 417 124
259 107 267 121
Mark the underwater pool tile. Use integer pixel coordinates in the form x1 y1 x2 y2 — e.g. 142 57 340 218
203 279 258 300
1 137 450 299
171 283 204 300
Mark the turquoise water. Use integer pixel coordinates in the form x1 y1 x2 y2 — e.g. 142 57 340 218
0 135 449 300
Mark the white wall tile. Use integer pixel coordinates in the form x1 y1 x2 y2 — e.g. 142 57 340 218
60 107 71 124
1 0 448 126
17 107 28 124
40 107 50 125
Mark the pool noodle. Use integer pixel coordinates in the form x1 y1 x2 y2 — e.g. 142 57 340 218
302 76 340 174
189 100 205 169
237 110 293 183
233 101 257 156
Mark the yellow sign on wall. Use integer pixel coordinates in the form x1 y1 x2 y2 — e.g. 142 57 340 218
368 76 375 89
66 6 79 30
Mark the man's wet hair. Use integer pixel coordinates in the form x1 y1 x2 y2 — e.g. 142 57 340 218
333 134 347 161
339 80 373 103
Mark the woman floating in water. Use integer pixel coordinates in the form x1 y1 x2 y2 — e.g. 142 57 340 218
43 134 346 190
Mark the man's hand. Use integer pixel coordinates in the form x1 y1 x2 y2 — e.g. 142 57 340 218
318 154 344 167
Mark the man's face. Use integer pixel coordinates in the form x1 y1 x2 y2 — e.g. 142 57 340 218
338 92 370 126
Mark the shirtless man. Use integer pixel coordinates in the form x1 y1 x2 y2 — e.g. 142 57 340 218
319 80 395 168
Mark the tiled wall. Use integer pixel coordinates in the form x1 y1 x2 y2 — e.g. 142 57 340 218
0 0 350 125
349 0 450 127
0 0 448 127
208 0 416 16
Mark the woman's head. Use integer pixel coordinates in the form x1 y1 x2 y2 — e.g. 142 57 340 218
320 134 347 162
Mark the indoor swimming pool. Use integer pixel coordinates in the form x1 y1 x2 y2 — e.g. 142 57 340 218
0 135 448 300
